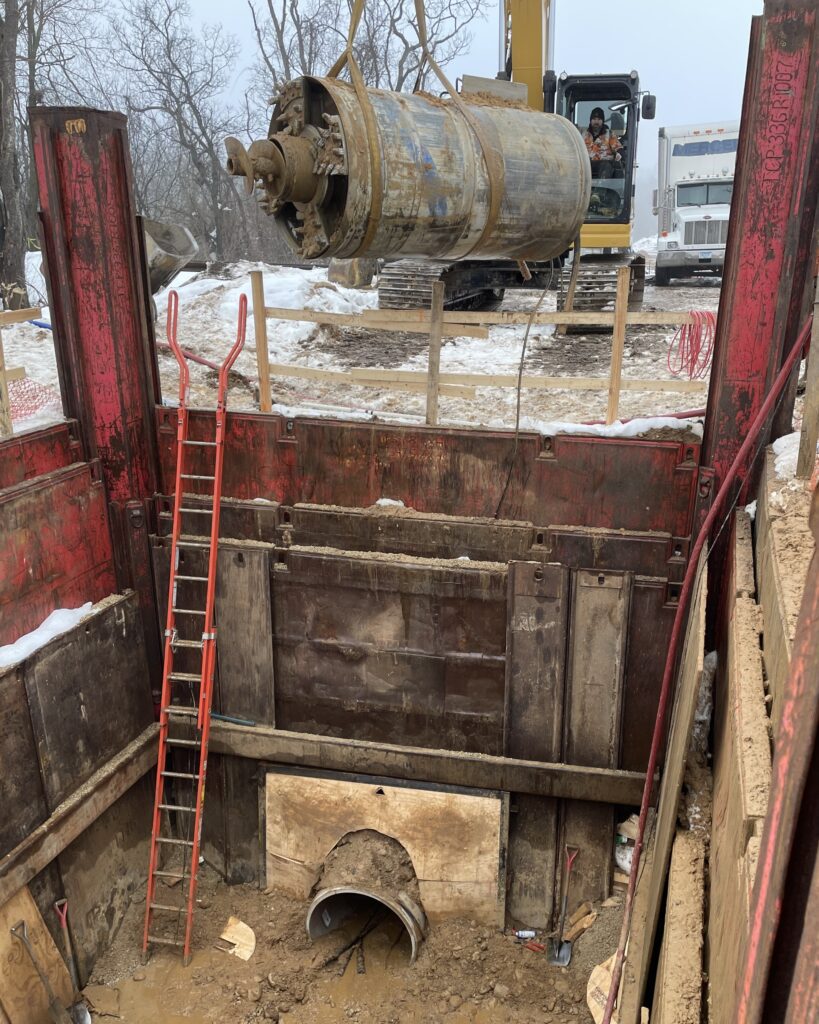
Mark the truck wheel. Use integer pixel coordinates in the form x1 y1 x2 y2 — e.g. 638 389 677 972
654 267 671 286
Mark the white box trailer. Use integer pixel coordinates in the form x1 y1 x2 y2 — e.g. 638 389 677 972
653 121 739 285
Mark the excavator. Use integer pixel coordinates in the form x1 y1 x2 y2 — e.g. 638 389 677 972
224 0 653 314
378 0 656 311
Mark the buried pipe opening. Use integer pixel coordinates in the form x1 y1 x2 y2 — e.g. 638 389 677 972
306 887 424 964
305 829 427 965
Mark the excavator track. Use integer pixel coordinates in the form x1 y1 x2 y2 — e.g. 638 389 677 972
377 260 448 309
557 253 646 313
377 258 557 311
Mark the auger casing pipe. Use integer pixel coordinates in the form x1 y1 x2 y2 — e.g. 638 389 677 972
227 76 591 262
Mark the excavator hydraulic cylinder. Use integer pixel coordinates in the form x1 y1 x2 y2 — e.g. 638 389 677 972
226 76 591 263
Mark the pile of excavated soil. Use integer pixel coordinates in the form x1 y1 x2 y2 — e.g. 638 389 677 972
88 866 623 1023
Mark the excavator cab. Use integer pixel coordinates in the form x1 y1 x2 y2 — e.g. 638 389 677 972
555 73 653 247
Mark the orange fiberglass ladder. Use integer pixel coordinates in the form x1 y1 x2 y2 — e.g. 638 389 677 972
143 289 247 964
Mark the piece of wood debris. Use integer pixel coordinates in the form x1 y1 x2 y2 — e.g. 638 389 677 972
564 910 598 943
567 900 594 928
617 814 640 841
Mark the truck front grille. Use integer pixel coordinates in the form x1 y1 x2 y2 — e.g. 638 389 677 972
684 220 730 246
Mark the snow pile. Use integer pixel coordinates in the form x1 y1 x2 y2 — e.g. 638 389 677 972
773 430 814 480
633 236 658 255
0 603 93 669
517 414 704 439
157 260 378 366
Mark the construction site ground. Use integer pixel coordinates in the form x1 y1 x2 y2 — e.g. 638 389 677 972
87 865 623 1024
3 257 720 434
157 264 720 429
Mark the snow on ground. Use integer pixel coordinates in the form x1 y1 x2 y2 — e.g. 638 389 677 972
5 256 724 440
2 252 63 434
633 236 658 255
773 430 817 480
152 262 719 436
0 603 93 669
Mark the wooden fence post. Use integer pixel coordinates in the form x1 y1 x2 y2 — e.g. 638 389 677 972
556 234 582 337
606 267 631 424
796 276 819 479
0 328 11 437
425 282 445 425
250 270 272 413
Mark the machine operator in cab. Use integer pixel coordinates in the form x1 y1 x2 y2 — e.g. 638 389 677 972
582 107 623 178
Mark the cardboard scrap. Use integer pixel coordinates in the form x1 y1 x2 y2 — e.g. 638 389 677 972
617 814 640 841
82 985 120 1018
218 916 256 961
587 955 649 1024
587 954 619 1024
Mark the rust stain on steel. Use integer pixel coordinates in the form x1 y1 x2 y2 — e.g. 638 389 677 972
0 422 81 490
0 463 116 645
157 409 702 539
30 107 159 506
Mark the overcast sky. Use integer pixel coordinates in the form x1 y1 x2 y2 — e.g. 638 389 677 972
196 0 763 240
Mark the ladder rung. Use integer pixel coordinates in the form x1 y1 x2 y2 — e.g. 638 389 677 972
174 574 208 581
156 837 195 846
159 803 196 813
172 608 206 615
161 770 200 779
176 539 210 549
180 507 213 514
153 870 191 880
183 440 217 447
150 902 185 913
147 935 185 948
166 737 201 748
164 706 198 717
180 474 216 481
173 639 203 649
169 672 201 681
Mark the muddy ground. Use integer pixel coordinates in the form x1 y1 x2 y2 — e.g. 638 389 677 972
87 866 624 1023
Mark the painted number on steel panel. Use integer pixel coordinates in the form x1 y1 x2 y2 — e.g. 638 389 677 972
65 119 87 134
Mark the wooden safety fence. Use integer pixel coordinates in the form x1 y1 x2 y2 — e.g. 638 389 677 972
0 307 40 437
249 269 706 426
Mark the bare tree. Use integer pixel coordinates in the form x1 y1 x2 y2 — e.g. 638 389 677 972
1 0 109 307
248 0 488 108
0 0 29 307
108 0 252 259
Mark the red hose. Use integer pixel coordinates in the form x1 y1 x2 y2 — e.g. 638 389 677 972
601 315 813 1023
667 310 717 380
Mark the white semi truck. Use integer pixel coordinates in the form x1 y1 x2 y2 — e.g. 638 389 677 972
653 121 739 285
